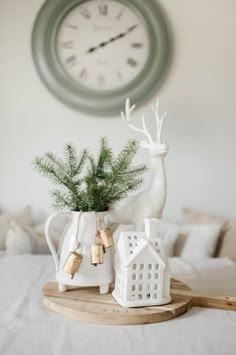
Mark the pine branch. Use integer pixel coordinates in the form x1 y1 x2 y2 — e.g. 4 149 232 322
108 178 143 203
50 189 73 210
33 156 78 196
74 148 88 176
114 139 139 171
33 138 146 211
45 152 69 177
96 140 143 207
96 137 113 176
119 165 147 176
64 143 78 177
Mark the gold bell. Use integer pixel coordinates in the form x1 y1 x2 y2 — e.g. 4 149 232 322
90 243 104 266
98 228 113 249
63 251 83 279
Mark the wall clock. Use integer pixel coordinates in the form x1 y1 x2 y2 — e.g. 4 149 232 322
32 0 170 116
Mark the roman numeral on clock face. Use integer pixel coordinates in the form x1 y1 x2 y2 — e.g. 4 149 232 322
116 9 124 20
62 41 73 49
67 24 78 30
131 43 143 48
80 8 91 18
98 4 108 15
66 55 76 65
79 68 88 80
127 58 138 67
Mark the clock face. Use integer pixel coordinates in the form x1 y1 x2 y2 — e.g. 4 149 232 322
56 0 150 91
32 0 169 115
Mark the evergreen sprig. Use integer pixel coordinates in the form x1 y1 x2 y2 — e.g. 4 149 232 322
33 138 146 212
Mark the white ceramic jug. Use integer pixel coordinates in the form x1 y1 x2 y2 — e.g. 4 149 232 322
45 211 114 294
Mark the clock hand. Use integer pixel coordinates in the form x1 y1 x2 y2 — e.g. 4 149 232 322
110 24 139 42
86 24 139 54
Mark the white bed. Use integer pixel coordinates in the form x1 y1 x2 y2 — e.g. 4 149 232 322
0 254 236 355
169 257 236 295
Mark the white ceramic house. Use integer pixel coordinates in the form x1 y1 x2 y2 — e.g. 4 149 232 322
112 218 171 307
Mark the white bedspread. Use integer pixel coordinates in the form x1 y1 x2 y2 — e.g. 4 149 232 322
169 257 236 295
0 255 236 355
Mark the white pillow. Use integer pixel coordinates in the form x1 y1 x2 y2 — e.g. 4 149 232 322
5 214 70 255
6 221 49 255
159 220 180 257
180 224 221 259
0 206 32 250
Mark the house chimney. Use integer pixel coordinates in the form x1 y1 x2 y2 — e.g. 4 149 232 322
144 218 159 239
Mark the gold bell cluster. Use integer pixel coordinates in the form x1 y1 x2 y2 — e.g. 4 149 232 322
90 242 104 266
90 227 113 266
98 228 113 250
63 218 113 277
63 247 83 279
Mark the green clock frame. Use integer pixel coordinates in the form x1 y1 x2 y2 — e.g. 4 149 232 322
31 0 170 116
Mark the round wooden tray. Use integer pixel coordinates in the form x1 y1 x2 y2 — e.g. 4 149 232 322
42 279 192 325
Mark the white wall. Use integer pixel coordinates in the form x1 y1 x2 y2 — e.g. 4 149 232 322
0 0 236 222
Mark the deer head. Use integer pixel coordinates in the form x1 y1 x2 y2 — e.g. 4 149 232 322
121 98 169 158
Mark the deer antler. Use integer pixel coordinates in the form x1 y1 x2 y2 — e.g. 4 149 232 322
121 98 153 144
151 98 167 142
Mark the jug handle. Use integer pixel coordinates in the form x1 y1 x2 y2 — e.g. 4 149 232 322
45 212 71 271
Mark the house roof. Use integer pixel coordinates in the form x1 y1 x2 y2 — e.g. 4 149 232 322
117 231 165 267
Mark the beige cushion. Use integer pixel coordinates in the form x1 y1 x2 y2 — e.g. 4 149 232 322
0 206 32 250
182 207 227 226
218 221 236 261
182 207 236 260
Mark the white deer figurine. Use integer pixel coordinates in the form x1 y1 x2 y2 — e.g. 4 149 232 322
104 98 169 231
